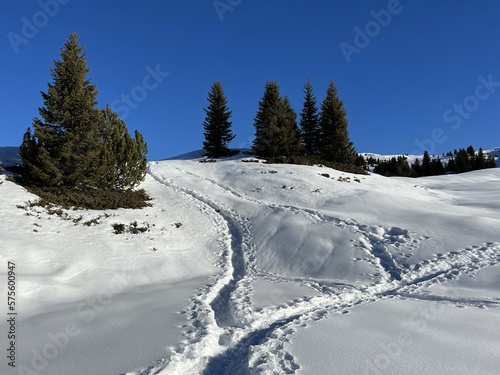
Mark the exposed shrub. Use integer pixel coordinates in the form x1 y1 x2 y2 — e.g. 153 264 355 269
47 207 65 217
112 223 126 234
129 221 149 234
112 221 149 234
17 183 151 210
83 218 101 226
242 159 260 163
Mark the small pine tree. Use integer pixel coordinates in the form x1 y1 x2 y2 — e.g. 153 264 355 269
202 81 235 158
98 106 147 190
422 150 432 176
318 79 356 164
299 77 320 156
466 145 475 158
455 148 472 173
446 158 457 173
355 154 366 168
398 156 411 176
486 155 497 168
474 147 486 169
411 159 422 177
431 157 445 175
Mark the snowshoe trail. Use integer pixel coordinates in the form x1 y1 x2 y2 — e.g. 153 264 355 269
140 163 500 375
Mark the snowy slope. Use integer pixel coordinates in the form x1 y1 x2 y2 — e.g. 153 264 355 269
0 148 499 375
0 169 223 374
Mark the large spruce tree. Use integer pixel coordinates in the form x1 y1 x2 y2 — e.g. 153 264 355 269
21 33 101 187
252 81 302 158
318 79 356 164
202 81 235 158
20 33 147 194
299 77 320 156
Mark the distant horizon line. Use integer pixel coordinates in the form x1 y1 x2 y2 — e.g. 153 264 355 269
1 145 499 162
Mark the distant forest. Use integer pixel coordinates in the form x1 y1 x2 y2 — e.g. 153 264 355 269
359 146 497 178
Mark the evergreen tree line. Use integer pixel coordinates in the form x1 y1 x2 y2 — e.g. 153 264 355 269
18 34 149 209
202 78 358 168
365 146 496 178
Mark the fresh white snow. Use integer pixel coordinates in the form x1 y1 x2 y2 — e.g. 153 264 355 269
0 147 499 375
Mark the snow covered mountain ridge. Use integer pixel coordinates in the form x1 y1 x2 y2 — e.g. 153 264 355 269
361 146 500 166
0 147 499 375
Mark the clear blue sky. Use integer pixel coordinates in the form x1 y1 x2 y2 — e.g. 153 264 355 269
1 0 499 160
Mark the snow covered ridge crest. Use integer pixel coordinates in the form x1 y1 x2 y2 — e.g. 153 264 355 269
0 147 500 375
361 146 500 167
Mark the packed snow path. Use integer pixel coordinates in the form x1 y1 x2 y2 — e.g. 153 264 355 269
140 160 500 375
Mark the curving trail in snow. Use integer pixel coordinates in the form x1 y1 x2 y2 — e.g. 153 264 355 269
137 160 500 375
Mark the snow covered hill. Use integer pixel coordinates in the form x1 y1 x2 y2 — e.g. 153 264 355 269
1 148 499 375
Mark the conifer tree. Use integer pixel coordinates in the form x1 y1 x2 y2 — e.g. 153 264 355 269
475 147 486 169
355 154 366 169
20 33 148 192
253 81 302 158
466 145 475 158
431 157 445 175
446 158 457 173
486 155 497 168
318 79 356 164
253 81 281 157
411 159 422 177
202 81 235 158
278 95 303 157
299 77 320 156
21 33 100 187
98 106 148 190
455 148 472 173
422 150 432 176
